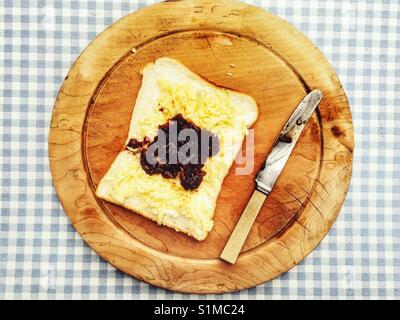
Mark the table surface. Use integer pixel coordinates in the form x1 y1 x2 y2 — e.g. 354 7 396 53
0 0 399 300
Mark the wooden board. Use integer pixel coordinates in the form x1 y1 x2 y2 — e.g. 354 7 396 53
49 0 354 293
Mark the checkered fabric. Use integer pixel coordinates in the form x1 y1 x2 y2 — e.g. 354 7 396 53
0 0 399 300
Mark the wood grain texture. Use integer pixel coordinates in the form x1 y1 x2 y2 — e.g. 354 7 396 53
48 0 354 293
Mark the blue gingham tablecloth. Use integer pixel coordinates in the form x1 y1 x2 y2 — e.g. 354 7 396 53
0 0 399 300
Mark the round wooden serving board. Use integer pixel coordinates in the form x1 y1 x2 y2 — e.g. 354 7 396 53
49 0 354 293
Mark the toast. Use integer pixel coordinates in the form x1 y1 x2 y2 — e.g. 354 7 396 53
96 57 258 240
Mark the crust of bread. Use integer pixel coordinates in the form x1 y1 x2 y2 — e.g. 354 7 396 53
96 189 207 241
95 151 211 240
96 57 259 241
151 57 259 121
152 57 258 124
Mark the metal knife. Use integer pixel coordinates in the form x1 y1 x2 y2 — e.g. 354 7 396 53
220 89 323 264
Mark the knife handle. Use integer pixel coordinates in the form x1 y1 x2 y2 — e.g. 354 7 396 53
220 189 267 264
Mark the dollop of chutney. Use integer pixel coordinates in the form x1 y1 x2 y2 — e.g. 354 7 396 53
126 114 219 190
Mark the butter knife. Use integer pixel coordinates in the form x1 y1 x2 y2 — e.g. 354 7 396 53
220 89 323 264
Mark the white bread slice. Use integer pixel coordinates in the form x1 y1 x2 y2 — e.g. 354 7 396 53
96 57 258 240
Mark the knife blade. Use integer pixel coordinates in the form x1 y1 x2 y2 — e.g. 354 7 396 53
220 89 323 264
255 89 323 195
